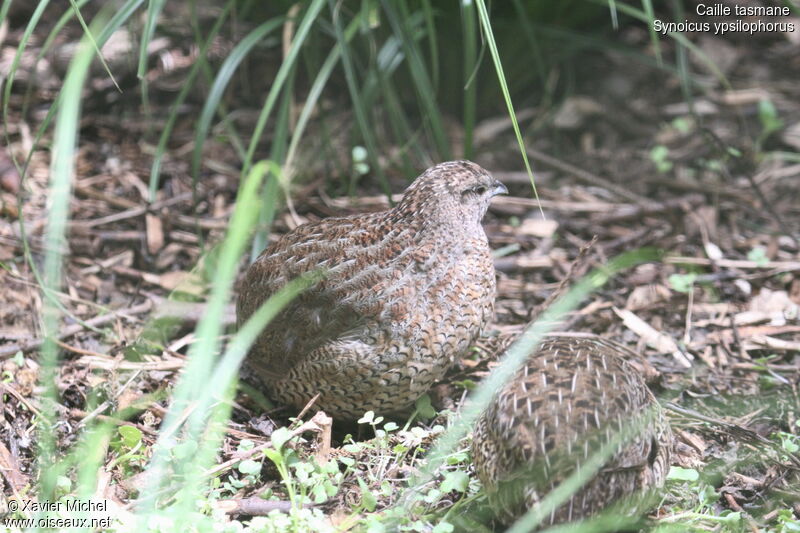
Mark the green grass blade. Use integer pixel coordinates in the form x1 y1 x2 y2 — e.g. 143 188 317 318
461 0 478 159
284 17 359 175
74 424 116 500
608 0 619 28
507 409 660 531
136 0 165 130
381 0 451 160
173 273 315 514
378 76 427 171
474 0 542 215
0 0 12 25
190 17 285 184
371 27 427 170
140 160 272 509
68 0 120 90
641 0 661 64
668 0 695 116
420 0 439 91
602 0 730 88
511 0 547 86
9 0 149 337
2 0 51 139
35 0 92 75
240 0 326 178
149 1 234 200
251 73 295 257
189 1 246 164
9 0 145 339
329 0 391 197
137 0 165 79
10 0 142 172
97 0 146 45
248 16 361 258
25 0 93 121
37 16 98 502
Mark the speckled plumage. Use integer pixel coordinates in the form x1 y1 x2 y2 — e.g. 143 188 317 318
472 335 672 526
237 161 506 419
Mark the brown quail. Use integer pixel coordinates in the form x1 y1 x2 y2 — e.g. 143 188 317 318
237 161 507 419
472 334 672 526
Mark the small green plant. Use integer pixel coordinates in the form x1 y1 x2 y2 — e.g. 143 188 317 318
668 272 697 293
650 145 673 173
667 466 699 482
747 246 769 266
775 421 800 459
758 99 784 141
776 508 800 532
352 145 370 176
258 426 344 531
671 116 694 135
108 425 146 476
413 394 437 421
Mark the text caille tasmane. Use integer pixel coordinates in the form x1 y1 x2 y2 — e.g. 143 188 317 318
696 4 791 17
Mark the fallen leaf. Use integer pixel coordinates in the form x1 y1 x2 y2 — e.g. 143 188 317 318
613 307 692 367
0 439 29 492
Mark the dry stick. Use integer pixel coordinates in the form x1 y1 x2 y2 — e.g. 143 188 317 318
592 194 704 225
0 300 152 359
205 442 272 480
665 402 800 469
749 336 800 353
638 172 751 202
294 392 321 423
729 313 750 361
528 236 598 326
55 338 107 357
68 408 158 436
743 170 798 247
150 296 237 326
664 256 800 270
72 191 193 229
317 193 629 214
75 371 143 428
1 382 43 418
291 394 333 465
7 269 123 312
74 183 139 209
602 225 669 254
701 126 799 247
312 412 333 465
525 146 655 205
724 497 762 533
683 285 694 346
215 498 308 515
74 357 186 372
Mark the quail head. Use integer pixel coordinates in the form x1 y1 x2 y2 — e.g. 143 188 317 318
472 334 672 526
237 160 507 419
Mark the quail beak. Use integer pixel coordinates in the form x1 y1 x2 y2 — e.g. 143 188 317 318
490 180 508 197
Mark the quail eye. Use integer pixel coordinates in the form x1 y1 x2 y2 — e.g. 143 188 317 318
461 185 487 200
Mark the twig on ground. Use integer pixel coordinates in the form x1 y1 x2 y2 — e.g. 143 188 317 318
0 300 152 359
525 146 654 205
216 497 312 516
